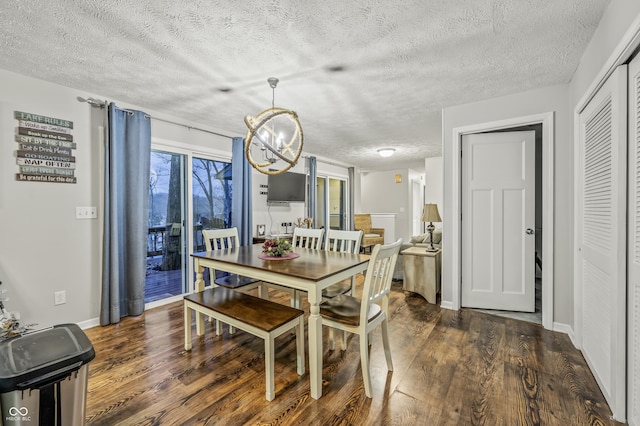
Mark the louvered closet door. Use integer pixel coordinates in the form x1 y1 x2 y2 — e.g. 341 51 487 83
577 65 627 421
628 54 640 426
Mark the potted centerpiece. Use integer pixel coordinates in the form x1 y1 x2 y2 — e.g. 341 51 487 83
260 238 299 260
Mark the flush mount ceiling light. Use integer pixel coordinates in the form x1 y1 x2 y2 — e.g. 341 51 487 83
244 77 304 175
377 148 395 158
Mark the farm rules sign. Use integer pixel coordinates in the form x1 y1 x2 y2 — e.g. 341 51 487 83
13 111 77 184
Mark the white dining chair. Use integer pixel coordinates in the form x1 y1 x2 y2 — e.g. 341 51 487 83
291 227 324 250
202 227 265 334
322 229 364 345
323 229 363 298
268 227 325 308
319 239 402 398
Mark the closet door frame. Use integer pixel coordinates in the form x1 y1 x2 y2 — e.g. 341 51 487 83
627 52 640 426
574 65 627 421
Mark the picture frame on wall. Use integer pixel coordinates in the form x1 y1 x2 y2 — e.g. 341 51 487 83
257 224 266 236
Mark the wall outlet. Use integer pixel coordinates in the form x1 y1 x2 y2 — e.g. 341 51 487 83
76 206 97 219
54 290 66 305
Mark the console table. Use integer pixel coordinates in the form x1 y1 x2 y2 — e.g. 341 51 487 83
401 247 441 303
253 234 293 244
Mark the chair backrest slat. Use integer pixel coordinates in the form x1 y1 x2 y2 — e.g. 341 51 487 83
203 227 240 252
325 229 363 254
360 239 402 321
292 228 324 250
201 228 242 283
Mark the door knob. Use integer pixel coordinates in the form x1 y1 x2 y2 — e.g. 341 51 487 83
525 228 535 235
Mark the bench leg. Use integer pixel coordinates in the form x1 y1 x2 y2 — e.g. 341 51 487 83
329 327 335 350
184 302 192 351
296 317 305 375
258 284 269 300
216 320 238 335
265 335 276 401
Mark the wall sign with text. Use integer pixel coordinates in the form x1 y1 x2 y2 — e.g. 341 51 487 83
13 111 77 184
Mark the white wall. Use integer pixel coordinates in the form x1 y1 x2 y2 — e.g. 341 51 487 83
440 0 640 330
251 163 307 236
424 156 443 213
0 69 235 329
569 0 640 105
250 158 351 236
360 168 422 242
442 84 572 325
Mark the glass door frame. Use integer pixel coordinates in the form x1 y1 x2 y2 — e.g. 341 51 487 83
316 174 350 232
146 138 232 309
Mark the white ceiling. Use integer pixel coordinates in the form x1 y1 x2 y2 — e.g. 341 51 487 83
0 0 610 171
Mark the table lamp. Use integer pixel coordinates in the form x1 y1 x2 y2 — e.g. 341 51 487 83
421 203 441 252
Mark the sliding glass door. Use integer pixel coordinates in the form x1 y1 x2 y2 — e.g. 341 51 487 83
316 176 348 231
145 147 234 304
192 157 233 252
146 150 188 303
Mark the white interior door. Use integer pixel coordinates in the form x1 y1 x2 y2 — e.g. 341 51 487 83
576 65 627 421
461 131 535 311
628 54 640 426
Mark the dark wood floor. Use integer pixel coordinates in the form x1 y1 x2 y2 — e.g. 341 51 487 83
83 281 620 425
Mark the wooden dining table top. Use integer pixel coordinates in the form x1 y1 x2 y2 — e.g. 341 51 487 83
192 244 370 281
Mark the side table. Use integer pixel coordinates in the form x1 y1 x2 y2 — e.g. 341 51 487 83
401 247 441 303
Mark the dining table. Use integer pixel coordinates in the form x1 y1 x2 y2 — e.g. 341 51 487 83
191 244 370 400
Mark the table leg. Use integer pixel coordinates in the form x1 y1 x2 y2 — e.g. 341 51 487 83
308 289 323 399
194 259 205 335
184 302 192 351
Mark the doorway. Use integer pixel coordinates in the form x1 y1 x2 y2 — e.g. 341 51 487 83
145 150 188 303
450 113 554 330
316 176 348 231
145 148 234 305
461 129 538 319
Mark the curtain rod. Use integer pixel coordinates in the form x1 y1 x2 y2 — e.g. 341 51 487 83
151 116 234 139
78 96 235 140
302 155 352 169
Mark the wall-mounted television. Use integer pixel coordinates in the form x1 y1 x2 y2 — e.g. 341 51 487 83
267 171 306 203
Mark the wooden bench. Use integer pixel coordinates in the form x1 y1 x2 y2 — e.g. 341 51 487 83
183 287 305 401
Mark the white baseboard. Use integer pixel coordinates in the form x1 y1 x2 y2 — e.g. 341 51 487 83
553 321 577 348
78 317 100 330
440 300 454 310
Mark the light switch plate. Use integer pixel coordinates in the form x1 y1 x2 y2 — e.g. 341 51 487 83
76 207 97 219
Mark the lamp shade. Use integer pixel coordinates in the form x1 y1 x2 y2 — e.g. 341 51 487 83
421 203 441 222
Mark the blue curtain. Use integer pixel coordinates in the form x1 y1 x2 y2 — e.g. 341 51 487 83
308 156 317 227
101 103 151 325
348 167 355 230
231 137 253 245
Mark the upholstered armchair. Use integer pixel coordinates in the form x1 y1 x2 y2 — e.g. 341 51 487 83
354 214 385 252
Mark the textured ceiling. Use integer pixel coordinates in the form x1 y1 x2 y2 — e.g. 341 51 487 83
0 0 609 171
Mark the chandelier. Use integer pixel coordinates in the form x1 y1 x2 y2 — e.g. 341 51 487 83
244 77 304 175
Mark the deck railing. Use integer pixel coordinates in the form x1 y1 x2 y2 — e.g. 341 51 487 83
147 224 209 257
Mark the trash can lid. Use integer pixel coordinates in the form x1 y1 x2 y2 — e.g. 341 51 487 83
0 323 95 392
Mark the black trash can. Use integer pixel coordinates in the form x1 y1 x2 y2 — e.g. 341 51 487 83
0 323 95 426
